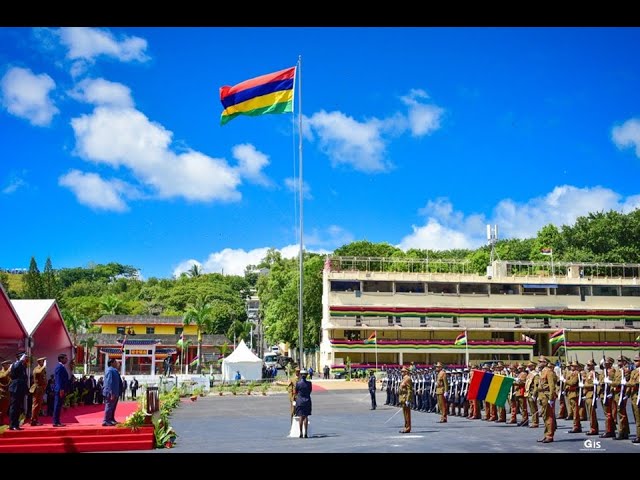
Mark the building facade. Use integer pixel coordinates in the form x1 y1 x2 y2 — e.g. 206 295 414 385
320 256 640 372
77 315 230 375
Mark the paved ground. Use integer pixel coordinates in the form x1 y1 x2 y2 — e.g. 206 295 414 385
136 380 639 454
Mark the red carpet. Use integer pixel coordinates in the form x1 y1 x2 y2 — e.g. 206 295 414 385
0 402 154 453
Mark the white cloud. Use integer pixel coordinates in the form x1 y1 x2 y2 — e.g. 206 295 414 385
58 169 132 212
2 174 27 194
306 110 390 173
400 89 444 137
399 185 636 251
612 118 640 157
1 67 58 126
304 90 443 173
232 143 272 187
70 106 242 203
58 27 149 63
284 177 312 199
68 78 134 107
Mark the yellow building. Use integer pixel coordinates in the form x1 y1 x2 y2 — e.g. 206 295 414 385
78 315 230 375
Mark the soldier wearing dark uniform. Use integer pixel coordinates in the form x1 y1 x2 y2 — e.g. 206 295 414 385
398 366 413 433
598 357 616 438
627 355 640 443
612 355 630 440
583 359 599 436
565 360 582 433
435 361 448 423
536 356 557 443
0 360 11 425
30 357 47 426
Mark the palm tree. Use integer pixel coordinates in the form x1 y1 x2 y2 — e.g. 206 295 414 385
184 294 214 374
99 294 126 315
83 336 97 374
61 308 88 347
188 264 202 278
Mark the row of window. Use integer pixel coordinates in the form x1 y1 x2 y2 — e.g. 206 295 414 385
115 326 184 335
331 281 640 297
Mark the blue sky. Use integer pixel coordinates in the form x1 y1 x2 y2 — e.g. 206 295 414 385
2 27 640 279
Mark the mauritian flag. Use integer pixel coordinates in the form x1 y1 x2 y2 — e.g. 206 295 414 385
466 369 514 407
219 66 296 125
540 247 553 256
189 355 199 368
549 329 565 346
364 331 377 345
454 331 467 346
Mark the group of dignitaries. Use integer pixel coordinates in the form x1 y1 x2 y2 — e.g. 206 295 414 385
381 354 640 444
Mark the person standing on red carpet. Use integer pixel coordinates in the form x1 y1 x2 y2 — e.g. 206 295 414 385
53 353 70 427
30 357 47 426
102 358 122 427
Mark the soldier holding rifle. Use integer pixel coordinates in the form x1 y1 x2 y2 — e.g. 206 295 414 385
627 354 640 443
598 356 616 438
524 361 539 428
583 358 599 436
565 360 582 433
536 356 557 443
612 355 630 440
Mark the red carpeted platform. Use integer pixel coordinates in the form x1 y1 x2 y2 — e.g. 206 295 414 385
0 402 155 453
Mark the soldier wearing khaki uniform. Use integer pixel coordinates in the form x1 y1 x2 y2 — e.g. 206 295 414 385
30 357 47 426
398 366 413 433
434 362 448 423
583 359 600 436
627 355 640 443
536 356 557 443
565 361 582 433
513 364 529 426
612 355 630 440
287 367 301 420
0 360 11 425
598 356 616 438
524 361 539 428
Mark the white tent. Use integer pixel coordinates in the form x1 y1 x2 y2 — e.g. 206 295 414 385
221 340 263 381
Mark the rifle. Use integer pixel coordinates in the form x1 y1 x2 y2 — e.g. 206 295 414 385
618 365 627 407
577 371 583 407
601 352 610 409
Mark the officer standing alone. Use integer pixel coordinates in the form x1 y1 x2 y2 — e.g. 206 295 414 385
368 370 377 410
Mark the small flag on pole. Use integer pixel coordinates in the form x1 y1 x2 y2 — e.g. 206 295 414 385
549 329 565 346
521 334 536 344
364 331 377 345
454 331 467 346
189 356 199 368
540 247 553 256
219 66 296 125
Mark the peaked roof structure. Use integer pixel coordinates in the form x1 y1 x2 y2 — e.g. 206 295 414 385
0 285 28 361
223 339 262 363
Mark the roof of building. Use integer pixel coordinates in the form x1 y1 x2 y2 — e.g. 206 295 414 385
94 315 185 325
77 333 230 347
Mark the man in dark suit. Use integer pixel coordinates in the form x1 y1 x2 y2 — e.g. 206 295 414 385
130 377 139 400
53 353 70 427
8 353 29 430
368 370 377 410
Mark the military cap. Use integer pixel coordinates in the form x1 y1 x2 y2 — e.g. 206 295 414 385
634 354 640 362
527 361 537 368
37 357 46 362
586 359 596 366
434 361 444 368
482 363 491 369
517 363 525 369
300 369 308 376
538 356 548 364
605 357 614 364
569 360 579 368
294 366 301 372
1 360 11 365
496 361 504 367
617 355 629 363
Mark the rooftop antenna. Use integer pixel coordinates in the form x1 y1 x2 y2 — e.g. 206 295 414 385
487 224 499 264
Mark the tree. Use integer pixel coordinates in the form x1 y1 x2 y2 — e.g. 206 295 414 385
22 256 44 299
42 257 60 299
184 294 214 374
62 308 89 347
188 264 202 278
99 294 127 315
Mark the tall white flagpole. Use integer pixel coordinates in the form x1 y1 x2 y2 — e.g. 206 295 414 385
465 330 469 367
296 55 305 369
375 330 378 371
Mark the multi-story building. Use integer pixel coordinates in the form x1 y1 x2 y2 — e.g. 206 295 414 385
320 256 640 371
77 315 229 374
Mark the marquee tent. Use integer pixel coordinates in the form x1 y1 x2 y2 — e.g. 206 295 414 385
11 299 74 372
0 285 28 362
221 339 263 381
